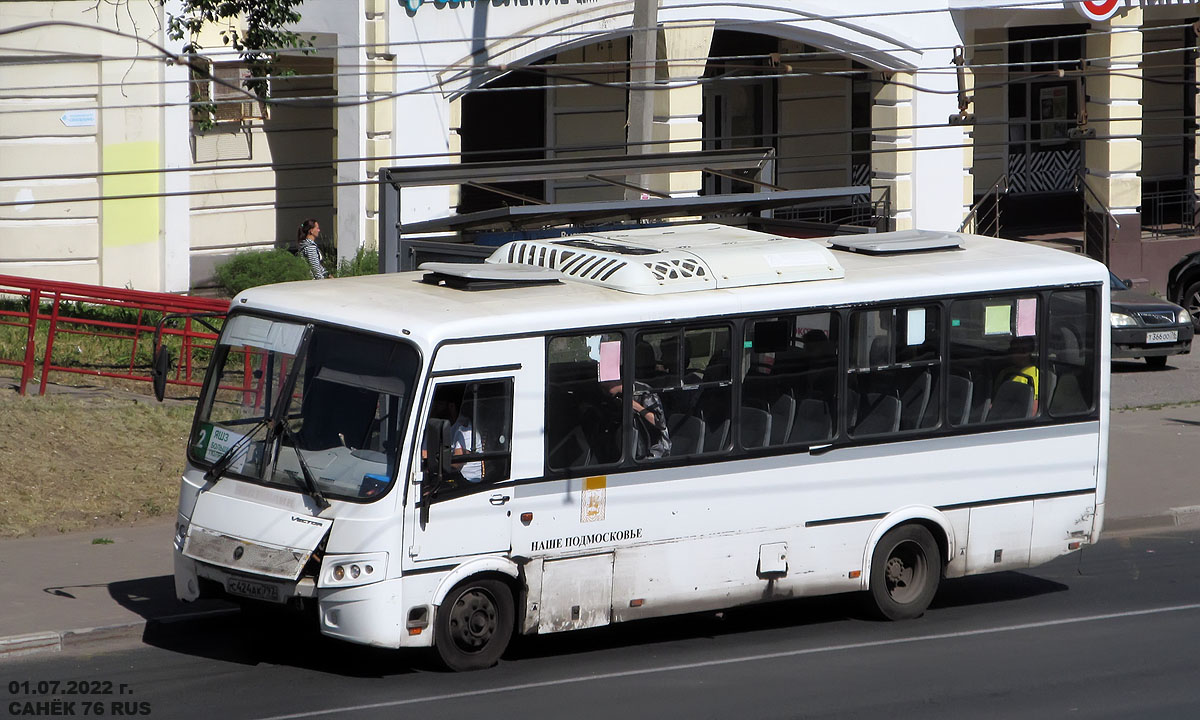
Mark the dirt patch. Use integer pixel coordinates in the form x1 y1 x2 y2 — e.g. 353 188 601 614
0 386 194 538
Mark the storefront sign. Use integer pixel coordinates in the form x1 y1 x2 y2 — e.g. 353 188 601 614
1074 0 1122 21
1074 0 1200 22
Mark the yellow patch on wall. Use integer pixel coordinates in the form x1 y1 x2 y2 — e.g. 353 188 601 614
102 142 160 248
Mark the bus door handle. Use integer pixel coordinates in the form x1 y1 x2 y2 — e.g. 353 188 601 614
489 493 511 506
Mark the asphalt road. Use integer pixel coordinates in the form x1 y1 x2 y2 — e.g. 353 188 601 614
1111 337 1200 409
5 530 1199 719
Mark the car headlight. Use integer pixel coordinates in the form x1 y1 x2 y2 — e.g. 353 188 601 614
1178 308 1192 324
1110 311 1138 327
320 552 388 589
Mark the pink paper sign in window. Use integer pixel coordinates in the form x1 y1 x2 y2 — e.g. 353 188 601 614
1016 298 1038 337
599 340 622 382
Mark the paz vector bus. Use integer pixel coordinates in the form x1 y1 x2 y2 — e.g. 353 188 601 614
171 224 1109 670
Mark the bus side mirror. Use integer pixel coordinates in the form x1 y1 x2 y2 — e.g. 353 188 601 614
151 345 171 402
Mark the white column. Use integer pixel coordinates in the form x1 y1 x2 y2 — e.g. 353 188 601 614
650 22 713 197
162 0 192 291
872 73 914 231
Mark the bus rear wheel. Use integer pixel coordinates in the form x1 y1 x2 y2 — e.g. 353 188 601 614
869 524 941 621
434 578 514 671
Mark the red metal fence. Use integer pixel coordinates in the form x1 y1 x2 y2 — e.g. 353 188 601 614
0 274 230 396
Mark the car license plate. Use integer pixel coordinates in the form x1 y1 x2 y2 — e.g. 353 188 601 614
226 577 283 603
1146 330 1178 344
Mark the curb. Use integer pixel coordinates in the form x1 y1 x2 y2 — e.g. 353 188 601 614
0 608 239 662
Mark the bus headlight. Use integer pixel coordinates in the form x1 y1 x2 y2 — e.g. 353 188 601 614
320 552 388 588
1178 308 1192 325
1110 311 1137 327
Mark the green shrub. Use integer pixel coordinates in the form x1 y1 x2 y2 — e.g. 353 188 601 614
215 249 314 296
335 247 379 278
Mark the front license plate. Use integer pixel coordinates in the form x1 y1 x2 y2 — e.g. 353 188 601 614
1146 330 1178 344
226 577 284 603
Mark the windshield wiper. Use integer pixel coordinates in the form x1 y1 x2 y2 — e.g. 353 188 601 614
274 417 330 510
203 418 270 482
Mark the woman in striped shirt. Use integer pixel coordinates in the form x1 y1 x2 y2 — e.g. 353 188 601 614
296 218 328 279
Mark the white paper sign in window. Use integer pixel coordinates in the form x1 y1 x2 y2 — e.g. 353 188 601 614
906 308 926 346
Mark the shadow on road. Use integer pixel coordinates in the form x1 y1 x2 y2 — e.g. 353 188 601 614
1111 359 1176 373
127 571 1067 675
139 607 432 678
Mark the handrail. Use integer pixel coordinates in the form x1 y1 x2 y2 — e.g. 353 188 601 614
959 174 1009 236
1074 170 1116 265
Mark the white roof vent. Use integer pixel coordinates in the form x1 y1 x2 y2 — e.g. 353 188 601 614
486 224 843 295
829 229 963 255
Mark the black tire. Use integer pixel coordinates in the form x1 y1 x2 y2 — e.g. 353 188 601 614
869 524 941 621
1183 280 1200 333
434 578 514 671
1146 356 1168 369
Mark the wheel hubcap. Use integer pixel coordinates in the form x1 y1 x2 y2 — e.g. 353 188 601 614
884 541 927 604
448 588 498 652
1188 291 1200 330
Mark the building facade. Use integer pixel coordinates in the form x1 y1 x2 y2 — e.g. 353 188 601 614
3 0 1200 291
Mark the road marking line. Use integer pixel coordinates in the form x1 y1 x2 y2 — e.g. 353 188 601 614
251 602 1200 720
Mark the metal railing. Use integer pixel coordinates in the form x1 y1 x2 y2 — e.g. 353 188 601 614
0 274 230 396
1141 184 1199 239
1075 171 1115 265
772 185 891 233
959 174 1009 236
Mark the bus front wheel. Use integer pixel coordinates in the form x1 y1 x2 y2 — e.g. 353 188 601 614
434 577 514 671
869 524 941 621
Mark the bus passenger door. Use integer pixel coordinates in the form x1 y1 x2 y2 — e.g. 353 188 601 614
408 376 516 562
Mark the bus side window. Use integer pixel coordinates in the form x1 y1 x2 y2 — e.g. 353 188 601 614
742 312 838 447
636 325 732 459
1047 289 1097 416
948 295 1040 425
846 305 941 438
546 333 624 472
424 380 513 487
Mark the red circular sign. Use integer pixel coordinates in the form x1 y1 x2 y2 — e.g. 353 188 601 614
1076 0 1121 21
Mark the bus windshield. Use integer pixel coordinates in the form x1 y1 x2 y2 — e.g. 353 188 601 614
190 314 419 502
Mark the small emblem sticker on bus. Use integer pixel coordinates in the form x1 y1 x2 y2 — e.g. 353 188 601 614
582 476 606 523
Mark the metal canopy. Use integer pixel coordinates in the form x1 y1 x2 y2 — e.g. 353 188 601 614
398 187 870 235
379 147 775 188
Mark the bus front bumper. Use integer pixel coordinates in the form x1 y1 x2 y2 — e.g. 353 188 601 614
175 549 421 649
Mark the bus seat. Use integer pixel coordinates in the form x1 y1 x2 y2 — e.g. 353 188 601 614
789 398 831 444
898 371 931 431
668 413 705 455
1049 373 1089 415
768 393 796 445
704 417 730 453
946 374 974 425
740 406 772 449
985 380 1034 422
548 425 593 469
854 393 901 435
869 335 891 366
635 340 660 381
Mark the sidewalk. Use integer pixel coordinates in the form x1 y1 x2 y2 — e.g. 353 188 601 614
1 403 1198 661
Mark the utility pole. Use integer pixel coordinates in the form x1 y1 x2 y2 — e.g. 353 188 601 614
626 0 658 198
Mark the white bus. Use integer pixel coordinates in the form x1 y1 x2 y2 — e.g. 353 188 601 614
174 224 1108 671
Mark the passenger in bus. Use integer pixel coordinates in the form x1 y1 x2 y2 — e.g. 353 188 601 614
448 402 484 482
423 395 483 483
998 337 1040 414
1002 338 1039 392
605 380 671 459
